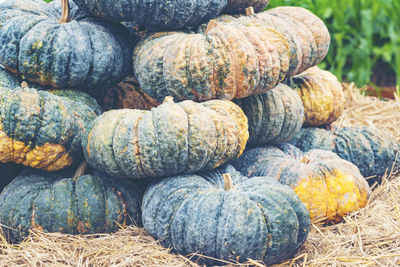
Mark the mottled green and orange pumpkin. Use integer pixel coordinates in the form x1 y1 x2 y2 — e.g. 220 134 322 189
134 7 330 102
0 163 142 243
0 0 132 90
288 67 344 126
0 83 99 171
234 84 304 145
290 126 400 183
232 143 371 222
83 98 249 179
142 164 310 265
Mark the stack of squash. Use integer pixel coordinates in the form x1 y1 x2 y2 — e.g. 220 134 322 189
0 0 397 266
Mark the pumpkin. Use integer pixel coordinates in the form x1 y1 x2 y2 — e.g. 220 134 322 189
101 76 160 111
0 83 99 171
72 0 227 31
134 7 330 102
83 98 249 179
0 0 132 90
142 164 310 265
223 0 269 14
0 163 22 191
234 84 304 145
0 162 142 243
288 67 344 126
290 126 400 183
232 143 371 222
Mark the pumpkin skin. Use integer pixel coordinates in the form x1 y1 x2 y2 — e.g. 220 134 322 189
0 166 142 243
232 143 372 222
0 0 132 90
101 76 160 111
0 84 99 171
83 98 249 179
223 0 269 14
73 0 227 31
142 164 310 265
234 83 304 145
290 127 400 183
288 67 344 126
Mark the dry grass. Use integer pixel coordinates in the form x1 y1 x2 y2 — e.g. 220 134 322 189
1 84 400 267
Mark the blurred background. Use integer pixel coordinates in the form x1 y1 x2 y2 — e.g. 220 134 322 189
269 0 400 97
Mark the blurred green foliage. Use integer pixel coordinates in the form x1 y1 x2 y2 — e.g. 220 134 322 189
269 0 400 88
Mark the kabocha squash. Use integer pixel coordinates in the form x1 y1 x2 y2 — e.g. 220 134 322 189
83 98 249 179
73 0 227 31
232 143 371 222
290 127 400 183
223 0 269 14
234 84 304 145
0 83 99 171
134 7 330 102
101 76 160 111
142 164 310 265
0 163 142 243
288 67 344 126
0 0 132 90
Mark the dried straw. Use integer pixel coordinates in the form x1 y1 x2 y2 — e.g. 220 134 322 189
1 84 399 267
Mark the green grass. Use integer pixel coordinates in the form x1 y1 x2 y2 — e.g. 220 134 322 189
269 0 400 88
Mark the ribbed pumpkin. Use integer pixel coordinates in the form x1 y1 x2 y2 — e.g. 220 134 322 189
73 0 227 31
0 0 132 89
142 164 310 265
101 76 160 111
134 7 330 102
232 143 371 222
234 84 304 145
0 163 142 243
0 83 99 171
288 67 344 126
290 127 400 183
83 98 249 179
223 0 269 14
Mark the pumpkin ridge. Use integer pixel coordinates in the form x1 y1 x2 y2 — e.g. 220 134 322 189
77 22 95 88
214 191 226 259
110 115 129 177
248 197 271 261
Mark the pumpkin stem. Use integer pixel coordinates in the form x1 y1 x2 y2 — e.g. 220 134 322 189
300 155 312 164
60 0 70 24
163 96 174 104
245 6 255 16
205 20 218 34
222 173 234 191
73 161 88 181
21 81 29 89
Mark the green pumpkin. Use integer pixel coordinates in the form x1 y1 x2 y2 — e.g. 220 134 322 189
232 143 371 222
0 83 99 171
290 126 400 184
0 163 142 243
0 0 132 90
73 0 227 31
83 98 249 179
142 164 310 265
234 84 304 145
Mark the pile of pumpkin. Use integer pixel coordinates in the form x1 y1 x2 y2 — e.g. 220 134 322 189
0 0 398 265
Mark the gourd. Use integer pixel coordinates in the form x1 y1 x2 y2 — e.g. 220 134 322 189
223 0 269 14
134 7 330 102
0 83 99 171
72 0 227 31
142 164 310 265
288 67 344 126
82 98 249 179
234 84 304 145
0 162 142 243
101 76 160 111
0 0 132 90
232 143 372 222
290 126 400 183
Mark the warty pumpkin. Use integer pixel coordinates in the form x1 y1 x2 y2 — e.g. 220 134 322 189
142 164 310 265
0 162 142 243
288 66 344 126
234 83 304 145
232 143 371 222
83 98 249 179
0 0 132 90
290 126 400 184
